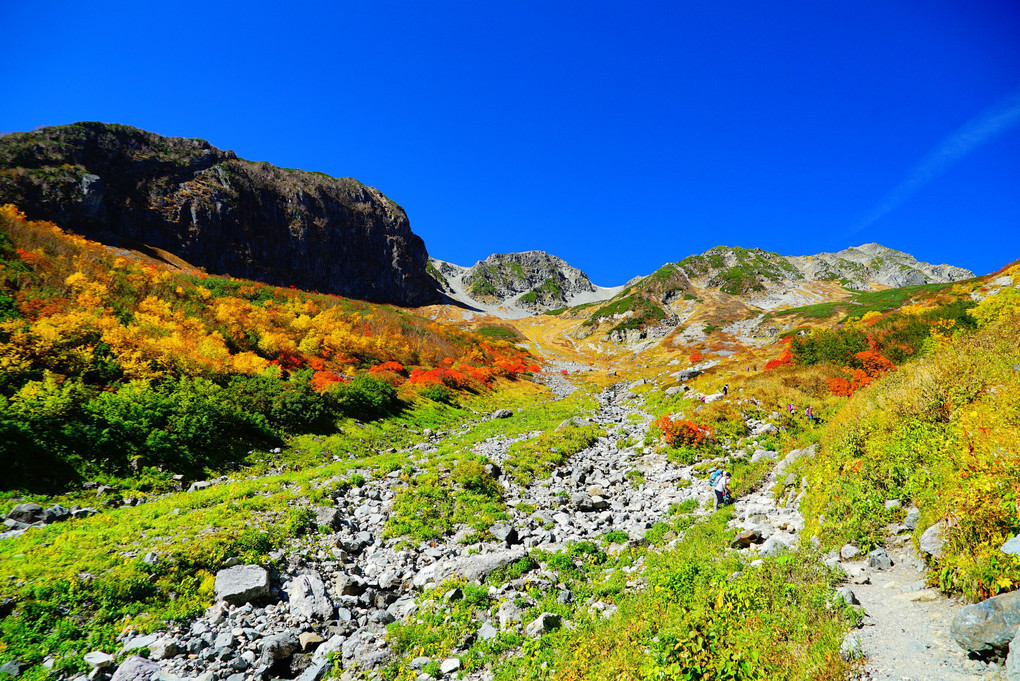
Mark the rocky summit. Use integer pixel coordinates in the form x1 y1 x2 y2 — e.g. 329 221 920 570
786 242 975 290
0 123 439 306
429 251 625 314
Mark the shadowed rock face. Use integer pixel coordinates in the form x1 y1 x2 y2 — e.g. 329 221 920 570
0 122 439 306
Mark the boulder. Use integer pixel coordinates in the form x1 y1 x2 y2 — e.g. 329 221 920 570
148 639 177 661
1002 536 1020 556
440 658 462 674
187 481 213 493
314 507 342 531
525 612 562 637
839 544 861 561
286 573 335 620
121 633 159 654
412 548 527 587
492 409 513 419
903 507 921 531
110 656 161 681
952 589 1020 659
0 660 27 677
867 548 893 570
920 522 946 559
1007 627 1020 681
730 529 763 549
260 631 301 667
295 660 330 681
759 536 788 557
490 523 520 546
214 564 270 605
478 621 498 641
335 573 367 596
7 503 43 524
84 651 115 668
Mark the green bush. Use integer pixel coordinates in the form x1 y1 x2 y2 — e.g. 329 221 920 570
328 374 399 421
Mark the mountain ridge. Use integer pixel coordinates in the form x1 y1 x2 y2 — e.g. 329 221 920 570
0 122 440 306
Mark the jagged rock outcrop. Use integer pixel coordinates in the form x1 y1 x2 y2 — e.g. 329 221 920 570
429 251 610 312
0 122 439 306
786 243 974 290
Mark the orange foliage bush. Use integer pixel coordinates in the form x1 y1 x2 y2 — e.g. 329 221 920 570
826 349 895 396
689 352 703 363
654 415 713 448
763 349 793 371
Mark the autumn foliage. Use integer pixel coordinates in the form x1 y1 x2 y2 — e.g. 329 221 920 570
826 349 895 396
0 204 536 486
763 348 792 371
654 415 713 448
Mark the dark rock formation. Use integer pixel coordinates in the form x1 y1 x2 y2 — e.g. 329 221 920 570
0 122 439 306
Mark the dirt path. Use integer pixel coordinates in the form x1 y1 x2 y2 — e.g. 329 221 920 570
845 539 999 681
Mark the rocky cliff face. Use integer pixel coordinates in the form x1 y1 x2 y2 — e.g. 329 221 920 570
0 122 439 306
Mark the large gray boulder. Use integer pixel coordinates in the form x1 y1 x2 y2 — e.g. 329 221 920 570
214 564 270 605
260 631 301 667
110 656 161 681
7 503 43 524
920 521 947 559
285 573 335 620
412 548 527 587
951 589 1020 659
525 612 562 637
1007 627 1020 681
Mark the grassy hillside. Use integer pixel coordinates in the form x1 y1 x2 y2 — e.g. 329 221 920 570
0 204 536 492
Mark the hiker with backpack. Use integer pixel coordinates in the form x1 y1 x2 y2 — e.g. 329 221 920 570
710 469 733 509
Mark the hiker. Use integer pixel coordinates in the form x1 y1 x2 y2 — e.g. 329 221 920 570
787 403 794 415
723 383 729 396
713 471 732 509
806 406 814 423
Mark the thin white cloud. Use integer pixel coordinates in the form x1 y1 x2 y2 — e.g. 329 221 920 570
852 89 1020 234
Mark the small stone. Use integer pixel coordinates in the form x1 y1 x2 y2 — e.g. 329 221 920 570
834 587 860 605
884 499 901 510
299 632 325 651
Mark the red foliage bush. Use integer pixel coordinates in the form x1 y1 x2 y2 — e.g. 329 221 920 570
763 349 793 371
654 415 713 448
827 349 895 396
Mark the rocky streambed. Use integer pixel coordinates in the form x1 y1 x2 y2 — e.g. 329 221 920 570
67 377 715 681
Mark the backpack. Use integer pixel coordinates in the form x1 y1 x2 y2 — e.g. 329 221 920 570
709 468 723 485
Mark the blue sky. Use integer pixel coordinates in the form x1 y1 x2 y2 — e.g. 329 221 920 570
2 0 1018 285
